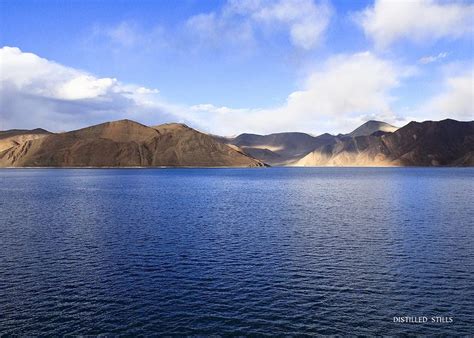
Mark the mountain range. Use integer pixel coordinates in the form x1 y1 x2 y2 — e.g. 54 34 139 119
0 120 264 167
293 119 473 166
0 119 472 167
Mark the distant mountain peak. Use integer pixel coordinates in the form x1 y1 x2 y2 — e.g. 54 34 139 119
348 120 398 137
365 120 389 125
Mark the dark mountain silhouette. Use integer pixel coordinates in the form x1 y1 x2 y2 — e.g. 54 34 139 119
293 119 473 166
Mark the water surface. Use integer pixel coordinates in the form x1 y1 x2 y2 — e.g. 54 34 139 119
0 168 473 335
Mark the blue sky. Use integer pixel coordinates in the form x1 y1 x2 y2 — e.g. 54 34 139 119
0 0 473 135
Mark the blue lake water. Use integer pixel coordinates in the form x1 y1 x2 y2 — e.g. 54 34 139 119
0 168 473 335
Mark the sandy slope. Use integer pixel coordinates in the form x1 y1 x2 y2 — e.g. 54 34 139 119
292 119 474 167
0 128 51 152
218 132 338 165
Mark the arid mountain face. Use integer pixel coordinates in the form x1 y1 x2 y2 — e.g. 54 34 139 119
215 121 399 165
0 119 472 167
383 119 474 166
0 128 51 152
0 120 264 167
293 119 474 167
218 132 338 165
346 120 398 137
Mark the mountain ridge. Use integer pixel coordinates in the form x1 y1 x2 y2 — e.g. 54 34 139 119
347 120 398 137
293 119 473 167
0 118 472 167
0 120 265 168
217 131 338 165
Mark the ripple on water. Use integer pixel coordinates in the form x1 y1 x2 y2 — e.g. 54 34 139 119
0 168 473 335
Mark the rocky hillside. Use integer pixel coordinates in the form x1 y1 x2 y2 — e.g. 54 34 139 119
293 119 473 167
1 118 472 167
218 132 337 165
0 128 51 152
0 120 265 167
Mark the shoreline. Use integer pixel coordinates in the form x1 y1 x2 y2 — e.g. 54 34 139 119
0 165 472 169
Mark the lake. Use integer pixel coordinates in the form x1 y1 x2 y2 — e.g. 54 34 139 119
0 168 473 335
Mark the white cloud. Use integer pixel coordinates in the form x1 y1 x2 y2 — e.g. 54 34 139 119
188 52 411 135
185 12 255 51
0 47 180 131
227 0 332 49
285 52 401 116
357 0 474 48
56 76 117 100
419 52 448 64
422 70 474 120
9 47 466 138
0 47 411 135
135 87 159 95
89 0 330 59
0 46 119 101
186 0 332 50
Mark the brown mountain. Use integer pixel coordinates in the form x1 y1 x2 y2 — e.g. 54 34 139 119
217 132 338 165
293 119 474 167
0 120 265 167
0 128 51 152
347 120 398 137
1 118 472 168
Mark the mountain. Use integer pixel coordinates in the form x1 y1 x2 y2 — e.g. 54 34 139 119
217 132 338 165
1 118 472 168
293 119 474 167
0 128 51 152
347 120 398 137
0 120 265 167
215 121 400 165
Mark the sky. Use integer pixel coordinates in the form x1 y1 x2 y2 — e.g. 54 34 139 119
0 0 473 135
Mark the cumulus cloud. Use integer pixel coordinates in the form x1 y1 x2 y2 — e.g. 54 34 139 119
285 52 401 117
186 0 332 50
91 0 330 56
5 46 467 137
0 47 411 135
421 70 474 121
356 0 474 48
226 0 332 49
188 52 411 135
0 47 180 131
